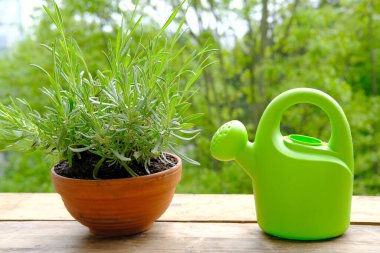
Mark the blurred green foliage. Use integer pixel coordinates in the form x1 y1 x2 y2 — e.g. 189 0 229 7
0 0 379 195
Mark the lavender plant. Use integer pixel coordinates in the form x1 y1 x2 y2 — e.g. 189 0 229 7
0 2 212 178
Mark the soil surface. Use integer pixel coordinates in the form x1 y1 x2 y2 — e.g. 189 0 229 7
54 152 177 180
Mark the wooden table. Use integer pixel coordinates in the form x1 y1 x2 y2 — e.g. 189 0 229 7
1 194 379 252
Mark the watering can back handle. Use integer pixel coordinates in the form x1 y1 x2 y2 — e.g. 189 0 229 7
255 88 353 169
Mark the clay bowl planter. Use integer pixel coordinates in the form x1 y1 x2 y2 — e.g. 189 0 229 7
51 154 182 237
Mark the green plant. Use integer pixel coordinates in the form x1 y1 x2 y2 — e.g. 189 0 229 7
0 2 212 179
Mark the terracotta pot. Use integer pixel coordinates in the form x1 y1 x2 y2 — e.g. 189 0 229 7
51 154 182 237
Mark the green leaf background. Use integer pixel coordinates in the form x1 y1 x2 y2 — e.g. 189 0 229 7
0 0 380 194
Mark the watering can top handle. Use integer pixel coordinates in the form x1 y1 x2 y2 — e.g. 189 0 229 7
255 88 353 168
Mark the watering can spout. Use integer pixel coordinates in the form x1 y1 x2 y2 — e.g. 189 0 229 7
210 120 256 178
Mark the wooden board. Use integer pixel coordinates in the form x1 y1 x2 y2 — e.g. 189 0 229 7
0 221 379 253
1 193 380 224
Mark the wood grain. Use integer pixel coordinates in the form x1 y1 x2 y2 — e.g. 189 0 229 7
0 221 379 253
1 193 379 224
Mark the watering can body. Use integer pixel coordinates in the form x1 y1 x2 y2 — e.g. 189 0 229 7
211 88 354 240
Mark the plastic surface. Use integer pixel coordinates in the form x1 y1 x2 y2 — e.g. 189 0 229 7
210 88 354 240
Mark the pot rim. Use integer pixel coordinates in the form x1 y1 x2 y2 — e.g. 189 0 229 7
51 153 182 182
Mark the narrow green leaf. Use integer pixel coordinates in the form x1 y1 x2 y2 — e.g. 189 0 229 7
69 144 97 153
111 149 132 162
92 156 106 180
156 0 185 38
171 131 200 141
183 113 204 122
179 129 201 134
168 143 200 165
120 160 138 177
42 5 58 27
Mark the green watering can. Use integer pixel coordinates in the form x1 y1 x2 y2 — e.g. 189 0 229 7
210 88 354 240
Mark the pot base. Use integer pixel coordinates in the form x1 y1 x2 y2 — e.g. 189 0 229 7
89 223 153 237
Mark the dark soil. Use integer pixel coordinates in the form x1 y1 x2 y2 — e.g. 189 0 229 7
54 152 177 180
